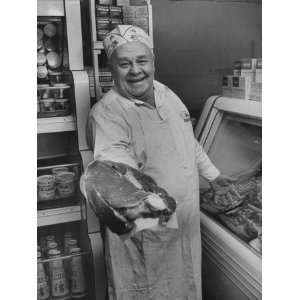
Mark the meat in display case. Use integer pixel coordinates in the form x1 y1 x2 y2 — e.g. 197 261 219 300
37 1 105 300
195 96 262 300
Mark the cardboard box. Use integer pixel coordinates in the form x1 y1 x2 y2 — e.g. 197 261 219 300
255 58 262 83
249 82 262 102
231 76 252 100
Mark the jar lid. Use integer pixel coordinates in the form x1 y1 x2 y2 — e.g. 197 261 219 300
70 247 81 254
48 249 61 257
47 241 58 249
46 235 55 241
68 238 78 246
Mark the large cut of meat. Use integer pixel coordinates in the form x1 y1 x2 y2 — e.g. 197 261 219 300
81 160 177 235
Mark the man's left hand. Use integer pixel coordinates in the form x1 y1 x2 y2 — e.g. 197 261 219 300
210 174 237 195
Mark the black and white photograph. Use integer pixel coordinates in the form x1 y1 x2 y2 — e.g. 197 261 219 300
1 1 300 300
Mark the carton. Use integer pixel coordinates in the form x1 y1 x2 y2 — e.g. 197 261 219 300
222 75 233 97
231 76 252 100
255 58 262 83
249 82 262 102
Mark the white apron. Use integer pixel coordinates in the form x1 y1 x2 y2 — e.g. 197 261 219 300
102 89 202 300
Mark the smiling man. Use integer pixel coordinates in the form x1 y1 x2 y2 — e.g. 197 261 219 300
87 25 235 300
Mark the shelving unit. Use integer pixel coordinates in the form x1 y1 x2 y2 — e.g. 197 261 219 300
37 115 77 134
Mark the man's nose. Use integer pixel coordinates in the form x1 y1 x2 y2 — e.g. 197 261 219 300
129 62 141 75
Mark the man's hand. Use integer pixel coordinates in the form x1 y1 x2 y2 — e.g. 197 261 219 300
210 174 237 195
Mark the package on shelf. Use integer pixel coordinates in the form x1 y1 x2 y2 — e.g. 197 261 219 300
97 0 114 4
222 75 233 97
122 5 149 33
255 58 262 83
249 82 262 102
231 76 252 100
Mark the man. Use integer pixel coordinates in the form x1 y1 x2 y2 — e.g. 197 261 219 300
87 25 235 300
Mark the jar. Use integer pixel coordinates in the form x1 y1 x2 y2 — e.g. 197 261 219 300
52 83 70 99
37 84 50 99
56 172 76 197
40 98 55 112
45 38 57 52
46 51 62 69
48 70 63 84
55 98 69 112
52 166 69 177
37 174 56 201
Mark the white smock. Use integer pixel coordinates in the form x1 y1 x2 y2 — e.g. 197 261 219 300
87 81 220 300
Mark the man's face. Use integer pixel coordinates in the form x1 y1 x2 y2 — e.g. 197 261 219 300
110 41 155 102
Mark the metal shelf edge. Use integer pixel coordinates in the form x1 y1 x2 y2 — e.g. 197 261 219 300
37 115 77 134
37 205 81 227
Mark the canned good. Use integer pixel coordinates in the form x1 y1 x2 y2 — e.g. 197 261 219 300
110 6 123 18
111 18 123 29
37 174 56 201
96 5 110 17
43 23 57 38
40 98 55 112
56 172 76 197
97 29 110 41
96 18 110 30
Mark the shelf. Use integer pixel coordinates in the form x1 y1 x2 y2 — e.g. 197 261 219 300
37 115 77 134
93 41 104 50
37 205 81 227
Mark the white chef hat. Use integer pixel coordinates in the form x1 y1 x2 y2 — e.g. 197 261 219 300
103 25 153 59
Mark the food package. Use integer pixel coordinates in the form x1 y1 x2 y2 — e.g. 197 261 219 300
80 160 177 235
219 205 261 241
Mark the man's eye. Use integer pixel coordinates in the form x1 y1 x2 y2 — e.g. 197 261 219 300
138 60 148 65
120 63 129 68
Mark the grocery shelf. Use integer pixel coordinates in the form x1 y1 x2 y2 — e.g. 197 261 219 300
37 115 77 134
37 205 81 227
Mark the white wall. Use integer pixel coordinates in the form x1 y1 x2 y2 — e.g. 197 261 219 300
151 0 262 112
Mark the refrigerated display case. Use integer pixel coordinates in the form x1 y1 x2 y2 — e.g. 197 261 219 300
37 1 105 299
194 96 262 300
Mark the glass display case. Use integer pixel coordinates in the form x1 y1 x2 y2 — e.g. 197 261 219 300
195 96 262 300
37 1 105 299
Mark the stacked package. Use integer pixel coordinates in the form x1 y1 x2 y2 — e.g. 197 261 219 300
99 67 114 94
222 58 262 102
117 0 150 34
96 1 124 41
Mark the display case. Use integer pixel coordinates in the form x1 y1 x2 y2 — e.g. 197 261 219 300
37 1 105 299
194 96 262 300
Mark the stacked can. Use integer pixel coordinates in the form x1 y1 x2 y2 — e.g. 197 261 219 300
95 4 124 41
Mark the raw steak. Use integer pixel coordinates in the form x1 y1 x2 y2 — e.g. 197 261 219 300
81 160 177 235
